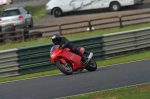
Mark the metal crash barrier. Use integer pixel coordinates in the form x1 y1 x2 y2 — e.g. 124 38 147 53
0 27 150 78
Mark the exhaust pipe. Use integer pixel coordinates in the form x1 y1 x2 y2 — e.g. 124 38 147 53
87 53 93 61
84 53 93 66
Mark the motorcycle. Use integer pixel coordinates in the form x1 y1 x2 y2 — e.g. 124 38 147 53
50 45 97 75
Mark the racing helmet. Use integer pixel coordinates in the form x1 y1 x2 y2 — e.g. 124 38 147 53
51 33 61 44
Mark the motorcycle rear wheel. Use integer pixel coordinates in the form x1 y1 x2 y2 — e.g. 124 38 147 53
85 58 97 71
56 60 73 75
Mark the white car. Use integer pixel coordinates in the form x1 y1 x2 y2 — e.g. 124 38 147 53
46 0 143 17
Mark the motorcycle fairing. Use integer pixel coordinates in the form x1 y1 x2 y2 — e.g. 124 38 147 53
58 49 84 70
57 57 67 64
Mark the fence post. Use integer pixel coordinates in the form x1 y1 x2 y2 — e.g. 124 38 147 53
59 24 62 35
119 15 123 28
22 29 25 41
0 33 2 43
88 20 92 31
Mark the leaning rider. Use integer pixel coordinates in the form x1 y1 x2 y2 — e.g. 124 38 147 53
51 33 87 65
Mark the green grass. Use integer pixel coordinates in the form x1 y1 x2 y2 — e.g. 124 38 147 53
1 23 150 50
96 49 150 66
64 83 150 99
24 4 48 20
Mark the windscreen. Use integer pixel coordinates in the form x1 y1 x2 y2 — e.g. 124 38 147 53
1 9 20 17
50 45 59 54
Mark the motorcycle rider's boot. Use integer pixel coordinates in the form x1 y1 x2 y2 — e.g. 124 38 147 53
81 53 93 66
81 55 88 66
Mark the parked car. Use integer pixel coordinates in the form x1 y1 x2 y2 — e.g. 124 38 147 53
0 7 33 29
46 0 143 17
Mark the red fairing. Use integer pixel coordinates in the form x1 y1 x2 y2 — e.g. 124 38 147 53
50 45 84 71
50 46 62 63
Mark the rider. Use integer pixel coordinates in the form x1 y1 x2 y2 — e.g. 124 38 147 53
51 33 87 65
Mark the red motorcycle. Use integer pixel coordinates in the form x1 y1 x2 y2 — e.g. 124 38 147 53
50 45 97 75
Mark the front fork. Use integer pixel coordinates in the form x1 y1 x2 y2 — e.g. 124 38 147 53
57 58 73 71
57 57 67 65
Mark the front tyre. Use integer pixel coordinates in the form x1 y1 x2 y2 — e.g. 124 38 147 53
110 2 121 11
56 60 73 75
53 8 63 17
85 58 97 71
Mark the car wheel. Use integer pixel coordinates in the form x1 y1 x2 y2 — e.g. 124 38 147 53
53 8 63 17
110 2 121 11
29 18 34 28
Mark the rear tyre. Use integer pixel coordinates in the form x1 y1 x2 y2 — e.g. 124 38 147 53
29 18 34 28
56 60 73 75
53 8 63 17
84 52 97 71
110 2 121 11
85 58 97 71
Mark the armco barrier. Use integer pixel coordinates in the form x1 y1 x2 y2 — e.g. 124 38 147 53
0 48 19 78
1 27 150 78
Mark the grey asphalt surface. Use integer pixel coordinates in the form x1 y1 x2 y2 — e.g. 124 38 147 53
0 59 150 99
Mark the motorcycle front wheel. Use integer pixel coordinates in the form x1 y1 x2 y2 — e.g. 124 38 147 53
56 60 73 75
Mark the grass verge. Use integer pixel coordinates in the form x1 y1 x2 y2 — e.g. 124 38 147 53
64 83 150 99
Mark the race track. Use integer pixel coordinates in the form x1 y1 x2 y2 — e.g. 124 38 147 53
0 59 150 99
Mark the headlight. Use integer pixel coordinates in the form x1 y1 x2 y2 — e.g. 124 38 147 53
51 53 56 59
